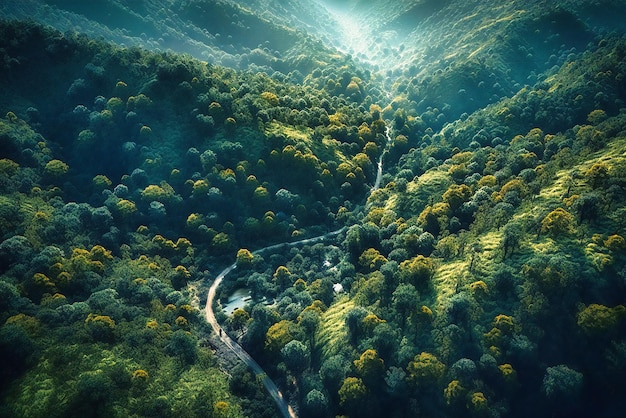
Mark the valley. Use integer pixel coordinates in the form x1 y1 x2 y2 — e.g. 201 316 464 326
1 1 626 417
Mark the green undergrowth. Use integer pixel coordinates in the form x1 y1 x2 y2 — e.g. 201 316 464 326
315 295 354 362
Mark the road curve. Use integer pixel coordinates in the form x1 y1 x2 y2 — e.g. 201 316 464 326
204 124 392 417
204 228 352 418
205 262 297 418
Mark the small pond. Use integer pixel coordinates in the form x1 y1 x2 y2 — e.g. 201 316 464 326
222 288 252 315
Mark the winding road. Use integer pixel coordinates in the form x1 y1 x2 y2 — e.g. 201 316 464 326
204 124 392 417
204 229 347 418
205 263 297 418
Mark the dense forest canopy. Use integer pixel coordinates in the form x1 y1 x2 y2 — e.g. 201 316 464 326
1 0 626 417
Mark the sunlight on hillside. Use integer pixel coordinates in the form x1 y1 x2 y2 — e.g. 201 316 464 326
322 6 377 64
315 295 353 360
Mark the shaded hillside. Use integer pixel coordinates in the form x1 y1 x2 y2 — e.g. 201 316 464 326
0 19 380 417
0 0 354 78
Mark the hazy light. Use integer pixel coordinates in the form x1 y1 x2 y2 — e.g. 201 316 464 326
321 2 379 65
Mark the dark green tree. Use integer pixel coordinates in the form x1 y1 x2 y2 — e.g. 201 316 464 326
281 340 310 375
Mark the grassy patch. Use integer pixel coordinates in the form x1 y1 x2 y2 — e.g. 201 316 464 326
431 260 469 311
397 169 451 217
314 295 353 362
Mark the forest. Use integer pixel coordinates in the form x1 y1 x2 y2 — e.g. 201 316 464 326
1 1 626 417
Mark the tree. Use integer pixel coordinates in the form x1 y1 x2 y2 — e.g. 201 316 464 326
273 265 293 290
229 308 250 336
541 208 575 236
385 366 408 398
443 380 465 408
358 248 388 272
392 283 419 327
467 391 489 417
73 370 114 416
0 324 35 388
585 162 609 188
442 184 472 212
399 255 434 288
345 223 380 260
339 377 367 413
213 401 230 418
542 365 583 402
407 352 446 389
571 192 603 224
281 340 310 375
85 313 116 342
577 303 625 335
236 248 254 268
299 309 321 342
320 355 350 394
345 306 368 344
354 349 385 386
605 234 626 252
501 221 523 258
166 329 197 364
265 320 297 353
302 389 329 418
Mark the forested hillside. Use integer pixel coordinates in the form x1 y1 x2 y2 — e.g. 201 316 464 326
1 1 626 417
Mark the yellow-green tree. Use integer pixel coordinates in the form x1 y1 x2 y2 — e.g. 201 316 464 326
339 377 367 413
577 303 625 335
236 248 254 268
541 208 575 236
399 255 434 288
354 349 385 386
407 352 446 389
358 248 388 272
265 319 296 352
